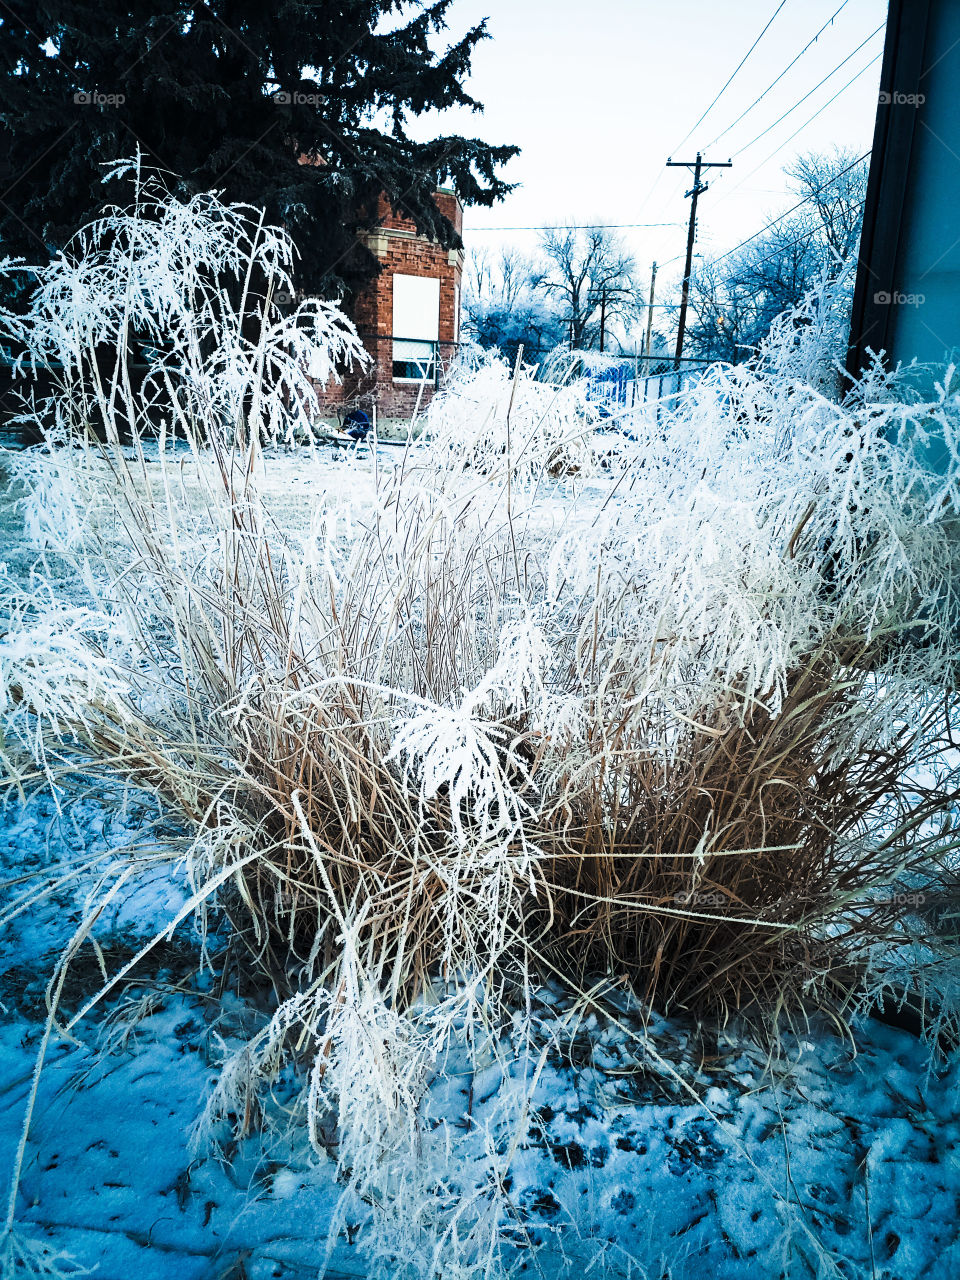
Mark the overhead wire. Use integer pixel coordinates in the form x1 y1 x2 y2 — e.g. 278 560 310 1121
710 50 880 212
650 11 881 359
704 0 854 150
465 221 681 233
634 0 791 225
660 10 880 274
703 20 883 218
719 197 865 274
744 54 881 170
670 0 791 155
707 153 869 267
464 7 881 316
731 23 884 158
656 149 869 273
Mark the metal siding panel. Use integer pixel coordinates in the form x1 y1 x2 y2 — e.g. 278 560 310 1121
847 0 932 377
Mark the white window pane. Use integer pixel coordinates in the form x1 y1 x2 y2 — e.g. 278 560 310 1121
392 274 440 343
393 339 434 361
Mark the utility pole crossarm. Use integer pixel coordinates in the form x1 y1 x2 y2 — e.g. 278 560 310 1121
666 157 733 168
666 152 732 370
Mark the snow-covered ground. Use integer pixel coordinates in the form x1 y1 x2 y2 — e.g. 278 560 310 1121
1 443 959 1280
2 785 960 1279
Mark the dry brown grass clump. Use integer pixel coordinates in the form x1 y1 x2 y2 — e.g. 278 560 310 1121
5 440 955 1023
4 175 960 1275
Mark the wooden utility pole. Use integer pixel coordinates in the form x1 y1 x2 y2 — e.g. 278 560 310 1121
666 152 731 369
643 261 657 375
599 285 608 353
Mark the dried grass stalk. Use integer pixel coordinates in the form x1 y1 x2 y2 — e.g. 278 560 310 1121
2 168 960 1278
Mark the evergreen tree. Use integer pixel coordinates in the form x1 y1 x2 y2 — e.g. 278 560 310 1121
0 1 517 296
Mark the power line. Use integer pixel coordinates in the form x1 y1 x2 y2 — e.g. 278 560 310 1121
731 23 884 158
709 153 869 267
471 14 878 332
749 53 881 167
640 0 847 240
464 221 681 233
704 0 854 150
742 196 865 274
671 0 790 155
657 150 870 273
713 52 880 211
707 38 881 215
650 0 789 245
465 146 866 248
636 3 784 228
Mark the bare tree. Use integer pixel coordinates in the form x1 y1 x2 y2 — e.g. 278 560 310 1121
463 245 533 316
533 226 639 350
785 146 867 262
462 245 566 362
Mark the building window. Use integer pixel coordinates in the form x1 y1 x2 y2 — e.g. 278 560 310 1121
392 274 440 382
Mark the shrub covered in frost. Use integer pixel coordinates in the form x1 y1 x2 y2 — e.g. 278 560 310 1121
2 173 959 1279
422 351 604 481
0 154 363 449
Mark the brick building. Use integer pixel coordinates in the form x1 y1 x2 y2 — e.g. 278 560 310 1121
314 190 463 422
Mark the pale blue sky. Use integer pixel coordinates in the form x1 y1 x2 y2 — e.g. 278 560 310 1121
414 0 888 295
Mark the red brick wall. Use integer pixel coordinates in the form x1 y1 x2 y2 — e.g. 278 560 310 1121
313 191 463 421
